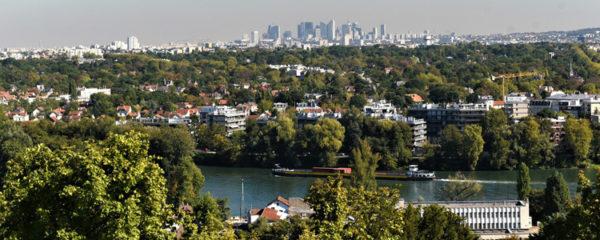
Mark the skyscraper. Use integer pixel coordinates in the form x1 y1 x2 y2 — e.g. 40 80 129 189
319 22 328 39
372 27 378 39
251 31 260 44
380 24 386 39
327 20 336 41
267 25 280 40
297 23 305 39
127 36 140 50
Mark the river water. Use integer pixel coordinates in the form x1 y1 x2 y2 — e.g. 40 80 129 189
199 166 598 216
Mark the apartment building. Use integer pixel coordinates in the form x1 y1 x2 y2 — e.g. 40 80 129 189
407 103 490 141
200 106 246 135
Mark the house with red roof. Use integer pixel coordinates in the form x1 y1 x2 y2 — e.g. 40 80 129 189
117 105 132 118
406 93 424 103
248 196 314 224
11 108 29 122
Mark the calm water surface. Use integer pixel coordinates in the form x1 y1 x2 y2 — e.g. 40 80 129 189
199 166 598 216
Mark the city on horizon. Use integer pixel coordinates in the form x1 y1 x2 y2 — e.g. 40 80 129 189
2 0 600 49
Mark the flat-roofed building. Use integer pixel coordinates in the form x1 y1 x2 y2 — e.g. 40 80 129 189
407 103 490 141
399 200 537 239
200 106 246 135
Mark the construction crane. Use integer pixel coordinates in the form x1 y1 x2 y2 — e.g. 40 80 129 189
489 71 541 100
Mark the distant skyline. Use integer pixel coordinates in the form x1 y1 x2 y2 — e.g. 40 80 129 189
1 0 599 48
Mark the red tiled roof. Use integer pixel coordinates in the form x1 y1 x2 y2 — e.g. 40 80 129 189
275 196 290 206
247 115 259 120
117 105 132 112
249 209 261 215
407 93 424 102
494 101 505 105
259 208 280 221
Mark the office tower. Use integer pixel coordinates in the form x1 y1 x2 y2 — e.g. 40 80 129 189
251 31 260 44
127 36 140 50
267 25 280 40
380 24 386 38
283 31 292 39
297 23 305 39
319 22 327 39
342 23 351 38
327 20 336 41
372 27 378 39
304 22 314 37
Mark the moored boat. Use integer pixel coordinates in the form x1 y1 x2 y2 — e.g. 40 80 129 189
272 164 435 181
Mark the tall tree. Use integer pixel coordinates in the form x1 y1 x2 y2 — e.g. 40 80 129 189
544 171 570 215
481 109 510 169
438 125 463 170
0 132 172 239
301 119 345 167
517 162 531 200
563 118 593 165
0 119 32 180
462 124 484 170
350 139 381 190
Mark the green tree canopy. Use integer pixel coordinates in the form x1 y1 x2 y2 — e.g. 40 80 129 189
350 139 380 190
517 162 531 200
0 131 172 239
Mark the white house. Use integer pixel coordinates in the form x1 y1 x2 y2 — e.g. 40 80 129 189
248 196 314 224
12 108 29 122
77 87 111 102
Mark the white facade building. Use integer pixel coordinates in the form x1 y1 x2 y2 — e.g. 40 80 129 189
402 200 536 239
127 36 140 50
363 100 399 119
77 87 111 102
200 106 246 135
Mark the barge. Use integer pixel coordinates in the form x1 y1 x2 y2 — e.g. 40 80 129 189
272 165 435 181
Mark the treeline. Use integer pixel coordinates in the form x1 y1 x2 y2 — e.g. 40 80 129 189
420 108 597 170
3 43 600 115
195 107 600 171
194 108 414 170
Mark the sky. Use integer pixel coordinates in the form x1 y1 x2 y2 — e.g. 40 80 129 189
1 0 599 48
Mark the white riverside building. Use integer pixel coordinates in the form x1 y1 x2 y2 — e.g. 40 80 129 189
399 200 537 239
200 106 246 135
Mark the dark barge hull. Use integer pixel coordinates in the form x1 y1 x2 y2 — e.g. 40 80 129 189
272 170 435 181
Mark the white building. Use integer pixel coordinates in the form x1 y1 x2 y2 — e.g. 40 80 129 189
402 200 536 239
251 31 260 44
200 106 246 135
248 196 314 224
77 87 111 102
127 36 140 50
363 100 399 119
393 116 427 149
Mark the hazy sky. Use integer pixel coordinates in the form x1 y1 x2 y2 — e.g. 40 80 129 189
1 0 599 48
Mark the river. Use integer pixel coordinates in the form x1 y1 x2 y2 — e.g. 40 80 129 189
198 166 598 217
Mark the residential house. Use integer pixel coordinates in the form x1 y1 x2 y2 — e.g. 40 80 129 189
32 107 45 120
117 105 132 118
248 196 314 224
12 108 29 122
